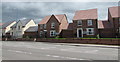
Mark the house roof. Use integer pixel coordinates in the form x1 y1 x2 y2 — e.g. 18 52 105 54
20 19 32 27
39 14 65 24
0 23 3 26
98 20 113 29
108 6 120 18
25 26 38 32
67 23 73 30
73 9 98 20
11 19 33 28
11 23 17 28
2 21 15 29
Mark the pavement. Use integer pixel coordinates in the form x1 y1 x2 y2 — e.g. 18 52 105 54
1 41 119 60
55 43 119 49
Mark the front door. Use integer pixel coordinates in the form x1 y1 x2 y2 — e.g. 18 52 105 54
78 30 82 37
77 28 83 38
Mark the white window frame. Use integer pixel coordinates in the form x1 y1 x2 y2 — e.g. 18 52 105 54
40 24 43 29
86 28 94 35
44 24 46 29
51 22 55 28
50 30 56 36
77 20 82 26
77 28 83 38
87 20 93 26
40 31 43 37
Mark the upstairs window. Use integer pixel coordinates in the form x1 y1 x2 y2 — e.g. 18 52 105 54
86 28 94 35
51 22 55 28
40 24 43 29
11 28 13 30
77 20 82 26
40 31 43 37
43 24 46 29
18 26 21 30
88 20 93 26
50 30 56 36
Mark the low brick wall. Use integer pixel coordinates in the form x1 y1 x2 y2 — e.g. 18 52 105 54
36 38 120 45
2 38 120 45
2 38 35 41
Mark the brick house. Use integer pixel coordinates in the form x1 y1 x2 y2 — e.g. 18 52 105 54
38 14 69 38
72 9 98 38
24 26 38 38
2 21 16 38
108 6 120 38
98 20 114 38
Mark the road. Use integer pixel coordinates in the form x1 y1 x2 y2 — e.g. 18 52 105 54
2 41 119 60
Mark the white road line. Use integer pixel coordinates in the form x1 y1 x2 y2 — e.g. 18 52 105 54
7 50 32 54
46 55 51 56
52 55 60 58
45 54 86 60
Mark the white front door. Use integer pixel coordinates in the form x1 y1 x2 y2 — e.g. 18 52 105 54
77 28 83 38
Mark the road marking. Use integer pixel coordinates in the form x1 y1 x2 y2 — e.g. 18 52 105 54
85 50 98 53
46 55 51 56
45 54 86 60
52 55 60 58
7 50 32 54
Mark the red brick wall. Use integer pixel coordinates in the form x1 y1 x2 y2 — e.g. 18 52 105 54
113 18 120 37
24 32 38 38
98 29 115 38
108 9 119 37
2 38 35 41
2 38 119 45
36 38 119 45
60 30 74 38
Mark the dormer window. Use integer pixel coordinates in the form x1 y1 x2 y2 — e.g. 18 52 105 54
88 20 93 26
77 20 82 26
51 22 55 28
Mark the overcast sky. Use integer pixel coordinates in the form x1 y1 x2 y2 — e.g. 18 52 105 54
2 2 119 23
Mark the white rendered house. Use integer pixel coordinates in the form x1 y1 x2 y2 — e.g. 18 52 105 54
10 19 36 38
2 21 16 37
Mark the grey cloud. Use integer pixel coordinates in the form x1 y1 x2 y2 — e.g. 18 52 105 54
2 2 118 23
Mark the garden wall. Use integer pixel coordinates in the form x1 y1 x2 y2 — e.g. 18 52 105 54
2 38 35 41
2 38 120 45
36 38 120 45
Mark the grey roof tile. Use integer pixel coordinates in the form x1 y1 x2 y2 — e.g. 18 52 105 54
25 26 38 32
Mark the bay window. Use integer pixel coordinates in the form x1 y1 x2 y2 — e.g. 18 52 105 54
86 28 94 35
50 30 56 36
